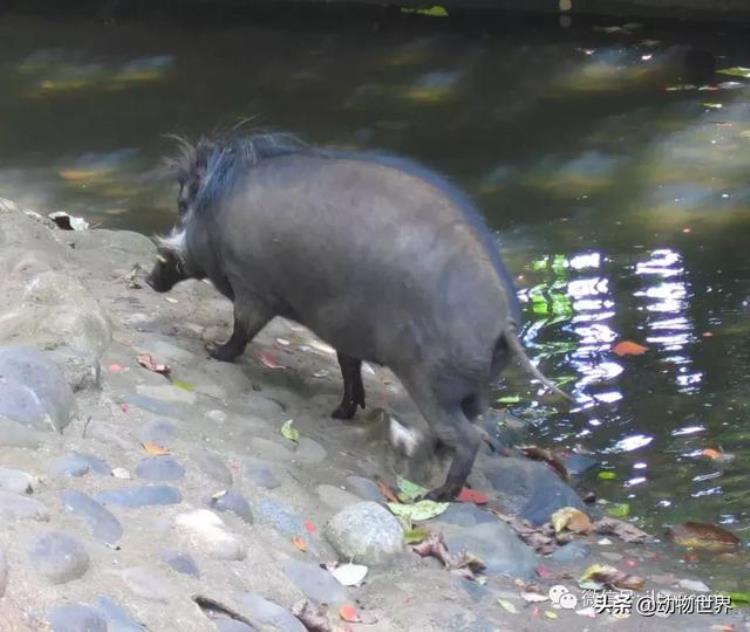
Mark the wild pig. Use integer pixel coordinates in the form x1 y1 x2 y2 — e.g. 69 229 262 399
146 133 568 500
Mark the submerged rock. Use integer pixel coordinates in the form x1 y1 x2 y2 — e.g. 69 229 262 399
325 501 403 565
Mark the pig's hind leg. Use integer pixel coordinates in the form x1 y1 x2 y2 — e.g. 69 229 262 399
332 352 365 419
207 301 271 362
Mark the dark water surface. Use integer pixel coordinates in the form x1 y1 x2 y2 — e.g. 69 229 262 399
1 8 748 588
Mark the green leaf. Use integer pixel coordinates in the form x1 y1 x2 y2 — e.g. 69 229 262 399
280 419 299 443
404 527 429 544
605 503 630 518
497 599 519 614
496 395 521 405
388 500 449 521
396 476 428 502
717 66 750 79
702 103 723 109
726 592 750 606
544 610 559 620
171 379 195 391
401 5 448 17
598 471 616 480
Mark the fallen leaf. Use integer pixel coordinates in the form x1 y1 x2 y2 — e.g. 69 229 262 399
457 487 489 505
593 517 650 543
292 600 331 632
258 350 286 370
303 519 316 534
551 507 593 535
726 591 750 605
579 564 645 591
497 598 519 614
142 441 169 456
666 522 741 552
330 563 368 587
396 476 428 502
338 605 360 623
613 340 649 357
400 5 448 17
136 353 171 376
376 479 400 504
404 527 429 544
491 509 557 555
605 503 630 519
717 66 750 78
388 500 450 521
535 564 553 579
521 591 549 603
411 532 485 581
292 536 307 552
545 610 559 620
597 471 616 480
171 379 195 391
280 419 299 443
496 395 522 405
520 446 568 481
107 363 123 373
702 448 736 464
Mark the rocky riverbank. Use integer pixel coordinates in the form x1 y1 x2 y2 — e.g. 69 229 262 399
0 198 746 631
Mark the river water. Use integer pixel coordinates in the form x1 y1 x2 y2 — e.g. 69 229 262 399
1 7 748 590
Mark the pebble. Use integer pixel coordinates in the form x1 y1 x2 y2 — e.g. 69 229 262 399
0 545 8 597
237 593 306 632
160 549 200 577
95 596 145 631
0 489 50 521
27 531 89 584
192 448 233 485
325 501 403 565
136 419 177 445
0 466 35 493
95 485 182 507
244 458 280 489
175 509 246 560
282 559 347 605
316 484 361 511
135 455 186 481
48 604 107 632
294 437 327 463
256 498 303 536
344 475 383 503
120 566 175 602
207 490 254 524
60 490 123 545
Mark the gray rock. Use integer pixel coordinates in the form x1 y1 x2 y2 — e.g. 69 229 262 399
207 490 253 524
95 485 182 508
124 394 184 418
549 540 590 563
120 566 174 602
27 531 89 584
0 346 76 432
562 452 599 477
47 345 101 392
60 490 123 544
444 521 538 579
237 593 305 632
160 549 200 577
192 448 233 485
256 499 303 535
0 545 7 598
345 475 382 503
244 458 280 489
316 484 360 512
50 452 111 477
137 419 177 445
0 416 41 447
282 559 347 605
294 437 327 463
0 467 34 494
434 503 496 528
0 489 49 521
95 596 145 631
135 456 185 481
48 604 107 632
325 501 403 565
484 457 585 525
215 620 256 632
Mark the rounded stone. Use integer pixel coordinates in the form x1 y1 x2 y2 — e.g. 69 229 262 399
59 490 123 545
344 475 383 503
136 419 176 445
160 549 200 577
325 501 404 565
95 484 182 507
244 458 280 490
207 490 253 524
48 604 107 632
282 559 347 605
294 437 327 463
135 455 185 481
27 531 89 584
191 448 233 485
0 490 50 521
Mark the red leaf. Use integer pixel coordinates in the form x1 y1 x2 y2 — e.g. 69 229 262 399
338 605 360 623
457 487 488 505
535 564 553 579
303 519 317 534
613 340 649 357
136 353 171 376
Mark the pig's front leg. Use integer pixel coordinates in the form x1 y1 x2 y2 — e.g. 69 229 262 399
332 352 365 419
207 301 271 362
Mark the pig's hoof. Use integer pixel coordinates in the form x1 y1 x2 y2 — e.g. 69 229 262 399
331 403 357 420
206 343 237 362
425 483 461 502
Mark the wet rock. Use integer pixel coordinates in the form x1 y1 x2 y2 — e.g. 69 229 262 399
0 545 8 597
562 452 599 477
256 498 303 536
207 490 253 524
192 448 233 485
237 593 305 632
48 604 107 632
0 417 42 447
244 458 280 489
160 549 200 577
27 531 89 584
215 620 256 632
484 457 585 525
175 509 246 560
549 540 590 563
135 455 186 481
344 475 382 503
282 559 347 605
136 419 177 445
0 467 35 494
0 490 49 521
124 394 185 418
60 490 123 545
0 346 76 432
294 437 327 463
95 484 182 508
120 566 174 602
95 596 145 631
325 501 403 565
316 484 360 511
434 503 496 528
444 521 538 578
478 410 527 451
50 452 112 477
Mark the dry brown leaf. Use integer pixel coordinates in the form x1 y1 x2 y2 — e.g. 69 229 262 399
292 536 307 552
593 517 651 543
491 509 558 555
376 479 400 503
136 353 171 376
292 600 331 632
551 507 593 535
141 441 170 456
411 533 486 581
666 522 741 552
613 340 649 357
580 564 645 591
520 446 568 481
